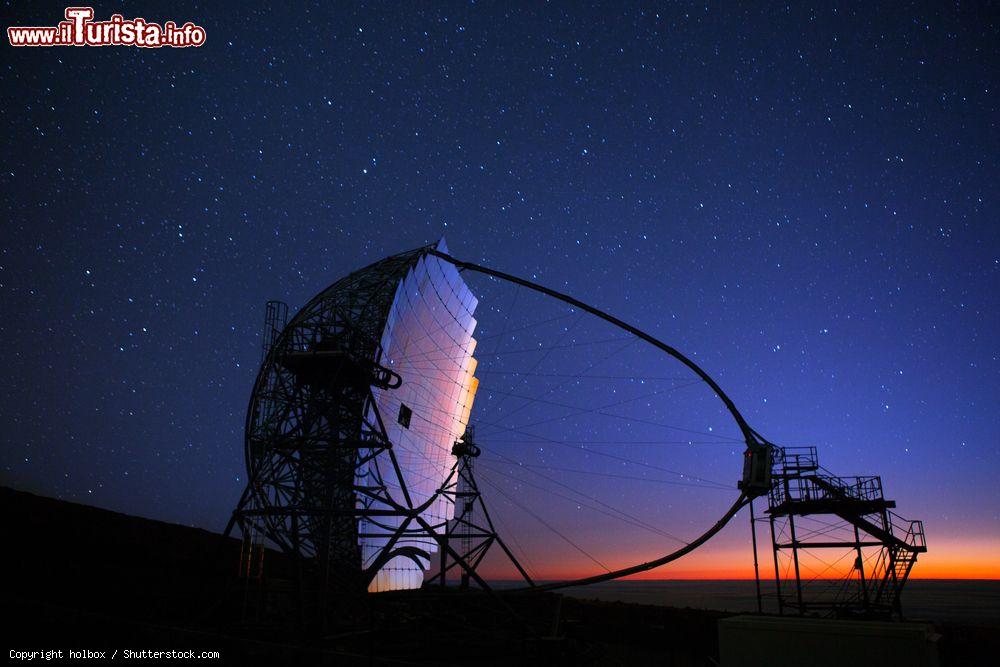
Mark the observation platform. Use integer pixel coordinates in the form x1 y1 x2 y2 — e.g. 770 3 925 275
762 447 926 617
279 345 400 389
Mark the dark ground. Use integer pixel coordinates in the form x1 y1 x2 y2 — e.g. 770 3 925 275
2 486 994 665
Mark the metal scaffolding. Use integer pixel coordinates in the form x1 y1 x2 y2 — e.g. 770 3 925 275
751 446 926 618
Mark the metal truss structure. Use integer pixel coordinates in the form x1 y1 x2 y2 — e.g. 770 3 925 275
427 427 533 589
227 249 416 600
750 446 926 618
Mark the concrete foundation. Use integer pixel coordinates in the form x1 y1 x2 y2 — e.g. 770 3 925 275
718 615 939 667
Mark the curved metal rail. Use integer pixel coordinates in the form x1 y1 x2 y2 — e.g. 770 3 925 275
528 493 750 592
428 249 764 591
428 250 761 448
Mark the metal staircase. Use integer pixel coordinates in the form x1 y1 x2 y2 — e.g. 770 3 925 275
867 511 926 610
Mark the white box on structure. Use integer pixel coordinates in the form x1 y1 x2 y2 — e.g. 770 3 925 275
718 615 939 667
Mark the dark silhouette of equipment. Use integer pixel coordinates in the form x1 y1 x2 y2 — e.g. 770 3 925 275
750 447 926 618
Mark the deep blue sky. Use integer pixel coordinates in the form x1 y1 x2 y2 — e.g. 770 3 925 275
1 2 997 576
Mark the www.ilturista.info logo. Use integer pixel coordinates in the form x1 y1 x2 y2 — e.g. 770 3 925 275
8 7 206 48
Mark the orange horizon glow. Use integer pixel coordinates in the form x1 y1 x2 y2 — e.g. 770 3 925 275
484 568 1000 581
482 569 1000 582
479 536 1000 582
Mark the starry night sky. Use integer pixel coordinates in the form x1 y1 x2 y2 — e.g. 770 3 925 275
2 2 998 578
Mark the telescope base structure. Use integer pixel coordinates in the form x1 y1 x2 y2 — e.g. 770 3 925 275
227 331 400 630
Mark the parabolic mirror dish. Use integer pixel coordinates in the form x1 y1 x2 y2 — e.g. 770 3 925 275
363 243 479 591
243 240 478 592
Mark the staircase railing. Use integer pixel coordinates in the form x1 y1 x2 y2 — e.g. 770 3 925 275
772 446 819 474
769 472 884 507
888 511 926 551
867 512 925 606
